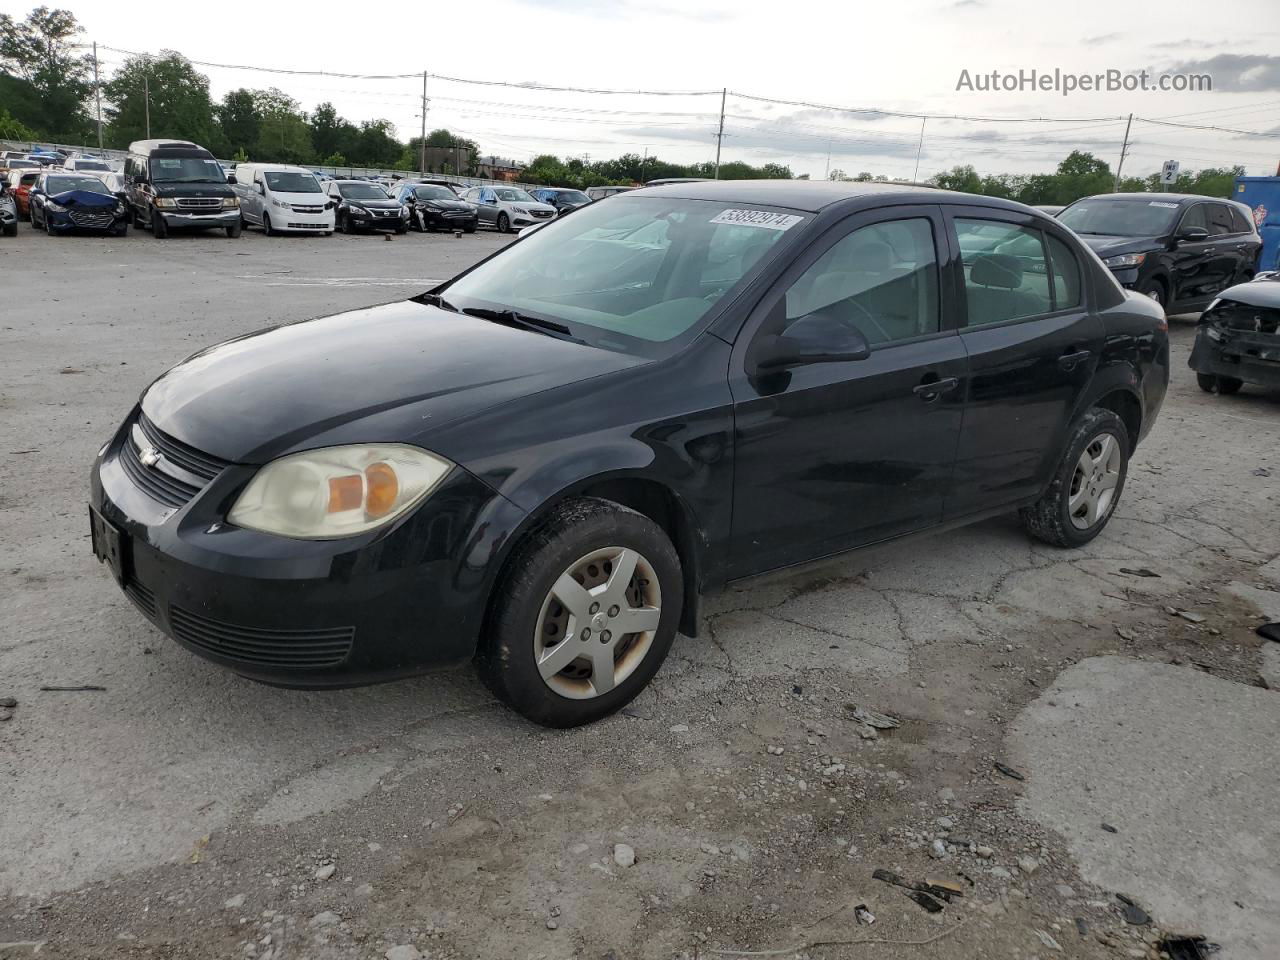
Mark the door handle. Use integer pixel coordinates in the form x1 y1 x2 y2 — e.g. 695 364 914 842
913 376 959 401
1058 349 1092 371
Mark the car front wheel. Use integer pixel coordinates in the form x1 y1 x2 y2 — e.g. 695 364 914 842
477 498 683 727
496 212 510 233
1197 373 1242 395
1020 407 1129 548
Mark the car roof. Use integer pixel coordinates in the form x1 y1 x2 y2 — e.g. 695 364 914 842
1082 192 1223 204
635 179 967 213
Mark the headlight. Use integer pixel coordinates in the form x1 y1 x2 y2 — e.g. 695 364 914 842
228 444 452 539
154 197 176 209
271 197 292 209
46 200 66 212
1206 326 1226 342
349 205 368 216
222 196 239 208
511 206 528 215
1103 253 1146 268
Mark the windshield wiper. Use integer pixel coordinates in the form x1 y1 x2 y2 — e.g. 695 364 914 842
418 292 460 312
460 306 581 342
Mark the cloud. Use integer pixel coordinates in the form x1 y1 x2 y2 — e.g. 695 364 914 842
1150 38 1228 50
511 0 733 21
1083 32 1121 44
949 0 984 7
1165 53 1280 90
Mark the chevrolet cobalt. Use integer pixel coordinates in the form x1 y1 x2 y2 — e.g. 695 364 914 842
91 181 1168 727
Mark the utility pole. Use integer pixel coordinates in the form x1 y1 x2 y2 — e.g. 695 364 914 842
92 41 103 149
714 87 726 179
1113 112 1133 192
911 117 926 182
824 141 831 180
640 145 648 183
419 71 428 174
143 68 151 140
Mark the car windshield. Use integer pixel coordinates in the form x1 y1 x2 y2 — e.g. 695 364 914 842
265 171 322 193
413 185 456 200
46 175 111 195
558 190 590 204
495 188 534 202
340 182 390 200
441 195 806 356
1059 198 1181 237
151 156 225 183
74 160 111 171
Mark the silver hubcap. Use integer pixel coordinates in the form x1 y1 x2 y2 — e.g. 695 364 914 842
533 546 661 700
1068 432 1122 530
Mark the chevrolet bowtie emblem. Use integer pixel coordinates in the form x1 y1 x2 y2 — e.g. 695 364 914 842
139 446 161 468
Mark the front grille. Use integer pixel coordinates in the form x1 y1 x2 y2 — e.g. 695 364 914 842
124 580 158 623
291 204 324 214
120 439 199 507
119 413 229 508
287 222 327 229
169 606 355 668
70 210 114 228
137 412 228 483
176 197 221 209
443 210 471 218
530 209 553 219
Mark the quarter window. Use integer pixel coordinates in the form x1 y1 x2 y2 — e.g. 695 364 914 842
1230 206 1254 234
1045 234 1082 310
784 218 940 345
1206 203 1235 236
955 219 1052 326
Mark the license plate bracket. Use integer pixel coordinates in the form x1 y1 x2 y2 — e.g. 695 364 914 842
89 506 130 586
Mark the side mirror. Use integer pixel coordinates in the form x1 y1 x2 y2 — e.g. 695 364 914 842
753 309 872 371
1178 225 1209 243
227 174 237 185
256 182 265 195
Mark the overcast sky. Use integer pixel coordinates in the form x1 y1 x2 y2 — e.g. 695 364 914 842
13 0 1280 177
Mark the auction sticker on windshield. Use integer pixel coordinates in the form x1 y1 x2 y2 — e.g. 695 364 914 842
710 209 804 230
1149 202 1179 208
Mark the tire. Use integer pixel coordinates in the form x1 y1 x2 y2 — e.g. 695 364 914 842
30 207 40 229
2 221 15 237
132 206 143 228
226 220 242 238
113 222 128 237
1019 407 1129 548
464 223 477 234
394 224 407 235
152 210 168 239
496 212 510 233
45 214 56 237
263 213 274 237
476 497 683 728
1137 278 1166 312
1198 373 1242 395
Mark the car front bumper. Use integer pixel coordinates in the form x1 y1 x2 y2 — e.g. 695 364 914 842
46 207 129 232
159 209 240 229
349 209 407 231
1189 326 1280 389
89 409 524 687
420 209 478 230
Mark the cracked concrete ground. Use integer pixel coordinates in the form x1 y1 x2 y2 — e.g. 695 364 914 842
2 228 1278 959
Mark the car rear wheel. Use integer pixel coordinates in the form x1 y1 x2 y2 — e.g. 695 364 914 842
496 212 510 233
1197 373 1243 395
1020 407 1129 548
477 497 683 727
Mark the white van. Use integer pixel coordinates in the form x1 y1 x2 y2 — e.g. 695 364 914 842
232 163 334 235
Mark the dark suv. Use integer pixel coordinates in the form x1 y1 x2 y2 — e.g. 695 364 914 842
90 182 1167 727
1058 193 1260 313
124 139 241 238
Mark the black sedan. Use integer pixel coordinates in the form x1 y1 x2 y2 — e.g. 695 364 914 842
30 173 129 236
1189 273 1280 394
90 181 1167 727
393 182 478 232
324 179 408 234
1058 193 1261 313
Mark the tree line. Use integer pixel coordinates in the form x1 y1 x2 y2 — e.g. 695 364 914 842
0 5 1249 198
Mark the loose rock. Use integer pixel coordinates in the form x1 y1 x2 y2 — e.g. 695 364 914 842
384 946 422 960
314 863 336 881
223 894 245 910
613 843 636 868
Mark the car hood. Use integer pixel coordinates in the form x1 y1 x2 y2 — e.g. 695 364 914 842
418 198 471 209
1077 234 1160 258
141 299 641 464
346 197 400 208
1216 276 1280 310
49 189 117 207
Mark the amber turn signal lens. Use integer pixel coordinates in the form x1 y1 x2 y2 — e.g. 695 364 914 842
364 462 399 518
327 474 363 513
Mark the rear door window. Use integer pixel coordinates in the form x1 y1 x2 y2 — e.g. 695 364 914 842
1230 206 1254 234
1206 203 1235 236
955 219 1053 326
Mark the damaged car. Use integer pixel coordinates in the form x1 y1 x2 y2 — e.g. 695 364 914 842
1189 273 1280 394
29 172 129 236
90 181 1168 728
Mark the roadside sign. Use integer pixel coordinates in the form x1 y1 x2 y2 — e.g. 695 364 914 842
1160 161 1180 185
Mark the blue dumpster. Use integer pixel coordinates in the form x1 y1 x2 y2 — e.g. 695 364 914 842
1234 176 1280 273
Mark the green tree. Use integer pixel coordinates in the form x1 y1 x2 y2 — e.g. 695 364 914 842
217 88 260 158
355 119 401 168
0 6 91 140
930 164 983 193
104 52 220 150
0 107 37 140
251 88 312 163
